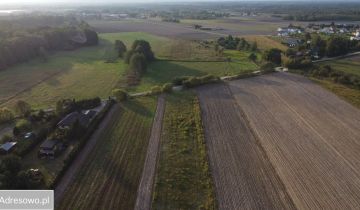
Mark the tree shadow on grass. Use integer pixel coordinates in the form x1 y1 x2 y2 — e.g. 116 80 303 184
123 99 154 118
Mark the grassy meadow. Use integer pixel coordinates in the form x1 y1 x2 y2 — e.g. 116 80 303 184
0 31 259 110
319 55 360 77
152 91 216 210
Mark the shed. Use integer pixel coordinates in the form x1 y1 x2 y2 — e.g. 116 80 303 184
0 142 17 153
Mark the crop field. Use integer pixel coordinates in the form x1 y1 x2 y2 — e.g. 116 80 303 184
224 72 360 209
244 35 288 51
58 97 157 210
196 84 295 209
320 55 360 76
152 91 216 210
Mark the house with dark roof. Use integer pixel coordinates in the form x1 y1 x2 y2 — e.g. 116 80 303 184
57 111 94 129
38 139 61 159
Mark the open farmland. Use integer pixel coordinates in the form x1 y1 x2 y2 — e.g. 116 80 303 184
196 84 295 209
0 32 178 109
220 72 360 209
57 97 157 210
152 92 216 210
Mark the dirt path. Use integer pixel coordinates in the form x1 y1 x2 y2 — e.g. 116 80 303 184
134 95 166 210
196 84 296 210
54 104 120 204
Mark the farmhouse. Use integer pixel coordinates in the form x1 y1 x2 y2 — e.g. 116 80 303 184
0 142 17 154
284 38 301 47
38 139 61 159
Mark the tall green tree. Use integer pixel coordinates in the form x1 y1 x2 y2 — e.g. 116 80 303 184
115 40 127 57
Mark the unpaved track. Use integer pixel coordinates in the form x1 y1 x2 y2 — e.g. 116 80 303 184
54 104 120 204
228 72 360 209
134 95 166 210
196 84 296 210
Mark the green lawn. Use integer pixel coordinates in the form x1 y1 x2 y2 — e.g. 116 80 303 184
152 91 216 210
320 56 360 77
130 51 258 92
58 97 156 210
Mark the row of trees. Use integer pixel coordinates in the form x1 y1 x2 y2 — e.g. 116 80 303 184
310 35 360 58
115 39 155 85
0 22 98 71
217 35 257 51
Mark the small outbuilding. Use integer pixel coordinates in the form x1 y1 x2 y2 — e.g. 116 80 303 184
0 142 17 154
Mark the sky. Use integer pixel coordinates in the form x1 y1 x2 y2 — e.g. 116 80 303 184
0 0 354 5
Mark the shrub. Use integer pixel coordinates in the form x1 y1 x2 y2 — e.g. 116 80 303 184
260 62 275 73
1 134 12 144
183 77 201 88
14 119 31 135
112 89 128 102
0 108 14 124
75 97 101 110
172 76 191 86
151 86 162 94
14 100 31 117
162 83 173 93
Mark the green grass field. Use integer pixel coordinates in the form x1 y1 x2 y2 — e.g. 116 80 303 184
58 97 156 210
0 32 170 110
0 31 259 110
320 56 360 77
152 91 216 210
130 50 258 92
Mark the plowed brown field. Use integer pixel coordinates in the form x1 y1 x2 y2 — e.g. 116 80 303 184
196 84 296 210
197 72 360 209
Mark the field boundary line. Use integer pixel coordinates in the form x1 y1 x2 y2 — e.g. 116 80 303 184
54 104 120 204
0 70 64 106
134 94 166 210
226 82 298 210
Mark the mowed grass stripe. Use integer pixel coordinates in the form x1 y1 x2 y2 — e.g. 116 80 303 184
58 97 156 210
152 91 216 210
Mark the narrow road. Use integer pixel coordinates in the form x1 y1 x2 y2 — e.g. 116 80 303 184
134 95 166 210
54 104 120 204
312 51 360 63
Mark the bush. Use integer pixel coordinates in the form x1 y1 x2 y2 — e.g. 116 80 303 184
162 83 173 93
1 134 12 144
0 108 14 124
151 86 162 95
172 76 191 86
183 77 201 88
112 89 128 102
75 97 101 110
260 62 275 73
14 100 31 117
14 119 31 135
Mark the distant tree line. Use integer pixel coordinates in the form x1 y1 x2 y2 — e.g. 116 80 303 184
0 21 98 71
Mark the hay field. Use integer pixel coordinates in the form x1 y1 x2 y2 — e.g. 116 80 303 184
226 72 360 209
